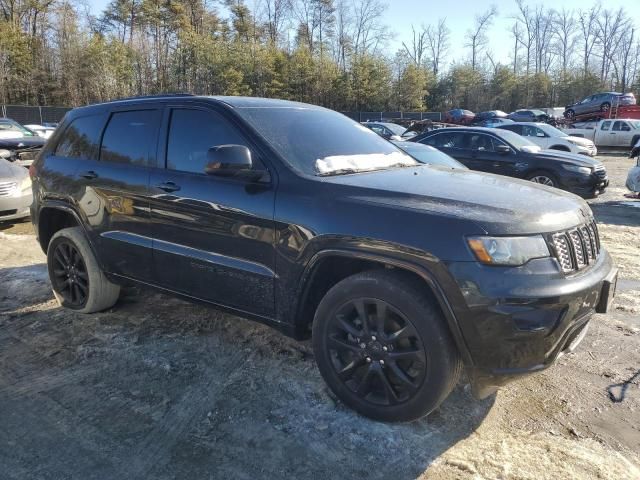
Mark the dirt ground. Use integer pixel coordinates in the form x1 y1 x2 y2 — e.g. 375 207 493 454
1 154 639 480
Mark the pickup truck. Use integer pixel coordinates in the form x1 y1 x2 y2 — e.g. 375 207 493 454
564 119 640 148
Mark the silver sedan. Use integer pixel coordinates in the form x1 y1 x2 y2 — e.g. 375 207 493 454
0 151 32 222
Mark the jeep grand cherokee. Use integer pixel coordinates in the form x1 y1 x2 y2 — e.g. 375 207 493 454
30 95 618 422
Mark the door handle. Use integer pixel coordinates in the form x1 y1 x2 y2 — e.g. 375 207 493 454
79 170 98 179
155 181 181 193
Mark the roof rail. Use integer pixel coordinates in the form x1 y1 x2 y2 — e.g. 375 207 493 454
112 93 195 101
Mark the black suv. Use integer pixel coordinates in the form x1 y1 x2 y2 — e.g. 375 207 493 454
411 127 608 197
31 95 617 422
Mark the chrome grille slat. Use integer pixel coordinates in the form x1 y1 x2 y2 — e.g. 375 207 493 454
551 221 601 273
569 230 586 268
0 181 17 197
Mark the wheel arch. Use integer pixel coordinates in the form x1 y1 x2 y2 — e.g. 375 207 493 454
36 202 93 256
549 144 570 151
294 249 474 366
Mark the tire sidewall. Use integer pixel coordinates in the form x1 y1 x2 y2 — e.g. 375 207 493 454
47 227 117 313
312 273 458 422
47 232 89 310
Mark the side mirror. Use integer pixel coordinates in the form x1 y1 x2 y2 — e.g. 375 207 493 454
205 145 254 177
496 145 511 154
0 149 11 159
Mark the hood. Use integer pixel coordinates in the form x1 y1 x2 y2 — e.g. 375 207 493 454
530 149 602 167
0 136 45 148
0 158 28 180
322 166 592 235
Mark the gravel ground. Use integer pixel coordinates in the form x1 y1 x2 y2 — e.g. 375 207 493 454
0 154 639 479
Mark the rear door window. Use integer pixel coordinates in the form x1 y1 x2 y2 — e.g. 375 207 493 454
100 110 161 166
55 115 104 160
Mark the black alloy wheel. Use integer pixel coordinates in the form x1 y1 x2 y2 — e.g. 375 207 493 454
50 240 89 307
326 298 427 406
600 102 611 112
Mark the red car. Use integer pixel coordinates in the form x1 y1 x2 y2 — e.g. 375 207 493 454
444 109 475 125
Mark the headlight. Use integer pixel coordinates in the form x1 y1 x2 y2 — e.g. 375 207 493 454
562 164 592 175
19 176 32 192
467 235 550 266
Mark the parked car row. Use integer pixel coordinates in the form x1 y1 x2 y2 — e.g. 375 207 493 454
410 127 607 198
29 95 618 423
443 109 552 127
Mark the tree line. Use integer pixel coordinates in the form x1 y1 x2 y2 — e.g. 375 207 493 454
0 0 639 113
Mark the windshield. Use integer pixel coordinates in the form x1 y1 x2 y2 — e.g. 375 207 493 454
383 123 407 136
494 129 540 150
236 107 419 175
539 124 568 137
0 119 36 137
394 142 466 169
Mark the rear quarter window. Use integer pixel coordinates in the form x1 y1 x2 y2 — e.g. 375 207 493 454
54 114 105 160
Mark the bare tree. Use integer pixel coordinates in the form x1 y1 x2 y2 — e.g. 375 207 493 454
465 5 497 71
425 18 449 76
352 0 388 56
262 0 291 45
401 24 426 66
514 0 534 76
532 5 555 74
595 7 628 83
578 4 601 77
552 7 576 75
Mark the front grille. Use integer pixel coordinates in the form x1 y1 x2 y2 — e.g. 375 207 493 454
0 181 17 197
551 221 601 273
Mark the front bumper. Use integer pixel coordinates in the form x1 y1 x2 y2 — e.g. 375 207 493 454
563 172 608 197
445 249 617 398
0 190 32 221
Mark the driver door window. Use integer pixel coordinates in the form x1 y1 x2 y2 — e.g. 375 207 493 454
601 121 612 131
166 109 262 174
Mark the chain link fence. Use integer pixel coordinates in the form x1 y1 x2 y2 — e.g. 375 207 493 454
1 105 71 125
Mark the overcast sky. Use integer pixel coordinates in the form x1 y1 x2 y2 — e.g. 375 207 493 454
86 0 640 67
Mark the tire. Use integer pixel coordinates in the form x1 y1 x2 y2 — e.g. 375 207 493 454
47 227 120 313
600 102 611 113
526 170 559 188
312 270 462 422
564 109 575 120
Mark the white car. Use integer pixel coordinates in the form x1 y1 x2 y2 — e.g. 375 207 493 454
498 122 597 156
24 124 56 139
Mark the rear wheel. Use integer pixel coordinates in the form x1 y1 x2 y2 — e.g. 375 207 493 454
312 270 462 422
47 227 120 313
600 102 611 113
564 109 575 120
526 170 559 188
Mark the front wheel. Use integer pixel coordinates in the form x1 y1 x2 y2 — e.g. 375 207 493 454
526 170 559 188
600 102 611 113
47 227 120 313
564 109 575 120
312 270 462 422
